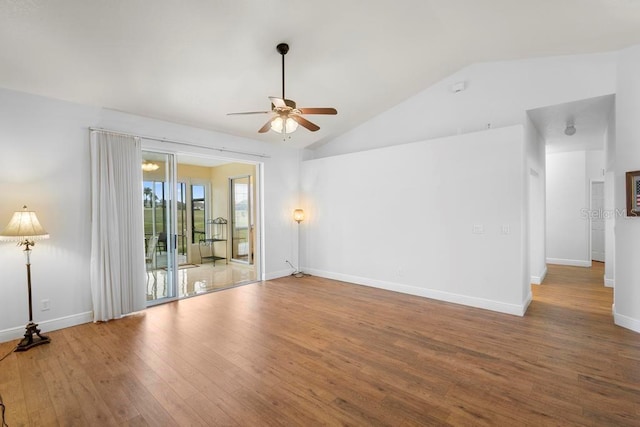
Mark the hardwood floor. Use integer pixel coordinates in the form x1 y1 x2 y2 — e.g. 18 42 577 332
1 262 639 426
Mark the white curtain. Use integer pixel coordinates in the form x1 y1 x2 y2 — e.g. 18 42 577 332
90 131 146 322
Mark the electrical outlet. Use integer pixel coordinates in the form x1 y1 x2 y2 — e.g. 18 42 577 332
41 299 50 311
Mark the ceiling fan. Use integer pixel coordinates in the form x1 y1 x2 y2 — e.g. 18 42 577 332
227 43 337 135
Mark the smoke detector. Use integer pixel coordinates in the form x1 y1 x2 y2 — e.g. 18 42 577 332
451 81 466 93
564 123 576 136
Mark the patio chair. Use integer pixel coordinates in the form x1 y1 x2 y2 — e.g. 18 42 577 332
157 232 167 253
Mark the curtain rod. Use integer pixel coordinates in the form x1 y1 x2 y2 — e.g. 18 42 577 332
88 127 271 159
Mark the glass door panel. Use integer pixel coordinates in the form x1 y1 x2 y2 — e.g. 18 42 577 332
230 175 252 263
142 151 177 304
191 184 206 244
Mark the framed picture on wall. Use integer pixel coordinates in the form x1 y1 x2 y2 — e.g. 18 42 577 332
626 170 640 216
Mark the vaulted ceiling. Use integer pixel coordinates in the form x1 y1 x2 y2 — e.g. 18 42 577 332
1 0 640 149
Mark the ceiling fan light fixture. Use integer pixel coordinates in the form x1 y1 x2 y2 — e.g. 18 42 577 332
271 116 298 134
142 161 159 172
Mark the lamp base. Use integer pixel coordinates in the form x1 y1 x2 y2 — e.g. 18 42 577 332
15 322 51 352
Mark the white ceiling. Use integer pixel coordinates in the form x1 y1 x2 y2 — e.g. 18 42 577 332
1 0 640 149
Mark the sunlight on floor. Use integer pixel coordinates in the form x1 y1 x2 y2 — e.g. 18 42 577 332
146 261 257 301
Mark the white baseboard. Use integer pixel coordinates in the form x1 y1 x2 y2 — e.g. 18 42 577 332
613 304 640 334
265 268 294 281
604 276 614 288
531 266 548 285
0 311 93 344
522 290 532 314
546 258 591 267
306 268 530 317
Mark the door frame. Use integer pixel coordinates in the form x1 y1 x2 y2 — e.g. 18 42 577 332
141 141 265 284
229 174 254 264
187 180 212 264
589 179 605 264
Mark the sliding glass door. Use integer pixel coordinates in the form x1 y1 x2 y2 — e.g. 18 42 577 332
142 151 178 304
140 152 262 304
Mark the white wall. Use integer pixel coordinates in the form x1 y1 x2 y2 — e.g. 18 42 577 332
605 108 616 172
0 88 301 342
586 151 606 271
301 125 530 316
546 149 605 268
604 108 616 287
613 45 640 333
546 151 589 266
586 151 605 182
525 114 546 284
604 171 615 287
310 51 617 159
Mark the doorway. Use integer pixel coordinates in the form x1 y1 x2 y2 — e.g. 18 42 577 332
142 152 261 304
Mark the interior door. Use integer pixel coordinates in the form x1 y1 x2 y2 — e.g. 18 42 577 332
591 181 605 263
142 151 178 304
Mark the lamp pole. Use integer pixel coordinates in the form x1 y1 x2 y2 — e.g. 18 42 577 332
293 209 305 277
25 242 34 323
15 239 50 352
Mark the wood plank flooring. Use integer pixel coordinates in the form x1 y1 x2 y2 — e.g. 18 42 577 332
1 262 639 426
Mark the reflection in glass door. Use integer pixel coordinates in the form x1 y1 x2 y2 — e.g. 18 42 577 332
142 151 178 304
176 182 187 260
230 175 252 264
191 184 207 245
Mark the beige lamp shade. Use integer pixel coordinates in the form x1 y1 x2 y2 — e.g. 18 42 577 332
293 209 305 223
0 206 50 242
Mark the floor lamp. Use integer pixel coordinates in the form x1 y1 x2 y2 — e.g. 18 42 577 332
0 206 51 352
293 209 305 278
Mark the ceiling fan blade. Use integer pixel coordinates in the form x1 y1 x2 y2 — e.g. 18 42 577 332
269 97 287 108
258 119 273 133
291 115 320 132
227 111 271 115
298 107 338 115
